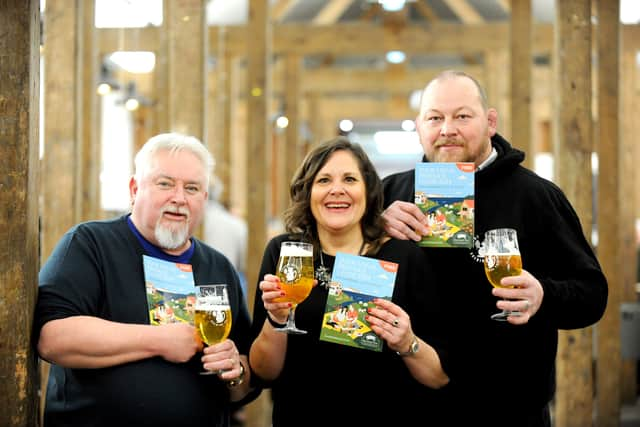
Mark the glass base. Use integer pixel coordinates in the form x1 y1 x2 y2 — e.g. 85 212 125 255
491 310 522 321
274 326 308 335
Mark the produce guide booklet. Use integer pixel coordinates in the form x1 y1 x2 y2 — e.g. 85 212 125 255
414 162 475 248
143 255 195 325
319 252 398 352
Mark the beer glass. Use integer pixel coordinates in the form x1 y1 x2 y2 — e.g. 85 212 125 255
274 241 314 334
194 284 232 374
483 228 522 321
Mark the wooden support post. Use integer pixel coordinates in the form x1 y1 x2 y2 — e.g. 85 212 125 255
42 0 83 257
620 47 639 405
509 0 533 169
165 0 207 239
165 0 207 140
211 29 233 208
244 1 273 425
553 1 595 425
80 0 101 221
595 2 622 425
484 50 511 138
41 2 85 420
0 1 40 426
283 54 301 215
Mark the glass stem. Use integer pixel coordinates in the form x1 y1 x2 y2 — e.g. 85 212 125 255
286 307 296 327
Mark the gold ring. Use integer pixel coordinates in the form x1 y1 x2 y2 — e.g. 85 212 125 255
392 318 400 327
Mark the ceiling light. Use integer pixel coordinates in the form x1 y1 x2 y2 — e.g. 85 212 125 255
401 120 415 132
379 0 406 12
386 50 406 64
276 115 289 129
339 119 354 133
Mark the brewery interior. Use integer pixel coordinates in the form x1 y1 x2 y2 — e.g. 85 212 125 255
1 0 640 425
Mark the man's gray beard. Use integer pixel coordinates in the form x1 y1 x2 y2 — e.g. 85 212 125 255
155 222 189 250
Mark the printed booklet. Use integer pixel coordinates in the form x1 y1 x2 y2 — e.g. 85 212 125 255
414 162 475 248
319 252 398 352
143 255 195 325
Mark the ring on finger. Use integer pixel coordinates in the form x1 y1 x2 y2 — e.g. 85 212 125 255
392 318 400 327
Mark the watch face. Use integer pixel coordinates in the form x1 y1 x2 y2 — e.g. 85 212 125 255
410 339 419 353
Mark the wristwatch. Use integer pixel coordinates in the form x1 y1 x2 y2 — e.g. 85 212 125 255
396 336 419 357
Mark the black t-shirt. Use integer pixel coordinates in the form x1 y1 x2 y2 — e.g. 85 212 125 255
34 215 253 427
250 233 448 426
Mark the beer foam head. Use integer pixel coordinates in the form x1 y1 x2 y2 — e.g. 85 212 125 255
280 242 313 257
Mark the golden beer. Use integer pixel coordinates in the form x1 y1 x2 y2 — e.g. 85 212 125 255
484 253 522 289
274 243 314 307
194 308 232 345
275 257 314 306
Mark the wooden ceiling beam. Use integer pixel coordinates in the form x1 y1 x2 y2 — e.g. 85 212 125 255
211 22 554 55
442 0 483 24
413 1 439 22
313 0 356 25
271 0 298 22
495 0 511 14
96 23 640 58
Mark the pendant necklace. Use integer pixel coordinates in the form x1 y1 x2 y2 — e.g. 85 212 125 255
316 240 366 289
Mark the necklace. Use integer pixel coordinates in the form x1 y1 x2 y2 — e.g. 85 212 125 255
316 240 366 289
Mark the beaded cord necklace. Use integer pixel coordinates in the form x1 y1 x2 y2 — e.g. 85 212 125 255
315 240 366 289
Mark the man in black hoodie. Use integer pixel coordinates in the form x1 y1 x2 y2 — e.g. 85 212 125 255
382 70 608 426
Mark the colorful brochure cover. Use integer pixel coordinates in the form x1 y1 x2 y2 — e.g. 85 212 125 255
319 252 398 352
143 255 196 325
414 162 475 248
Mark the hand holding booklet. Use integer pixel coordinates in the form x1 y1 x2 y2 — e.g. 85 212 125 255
143 255 195 325
319 252 398 352
414 162 475 248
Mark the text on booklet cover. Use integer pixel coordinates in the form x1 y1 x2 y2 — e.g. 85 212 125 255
414 162 475 248
319 252 398 352
143 255 195 325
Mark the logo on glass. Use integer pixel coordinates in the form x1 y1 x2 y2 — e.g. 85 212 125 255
280 264 301 284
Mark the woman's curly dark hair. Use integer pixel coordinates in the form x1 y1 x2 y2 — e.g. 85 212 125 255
283 136 387 256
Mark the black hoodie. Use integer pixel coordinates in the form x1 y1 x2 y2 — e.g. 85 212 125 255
382 133 607 425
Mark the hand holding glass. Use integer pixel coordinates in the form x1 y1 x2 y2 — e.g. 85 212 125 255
483 228 522 321
273 241 314 334
194 284 232 374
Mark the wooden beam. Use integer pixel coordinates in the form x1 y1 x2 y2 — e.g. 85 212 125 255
360 2 382 21
80 0 101 221
284 54 301 215
413 0 439 22
509 0 532 168
442 0 483 24
165 0 207 140
41 1 84 421
553 0 595 424
0 1 40 426
95 22 640 58
496 0 511 13
244 2 272 426
313 0 355 25
98 26 159 53
620 46 639 405
271 0 298 22
208 22 555 55
297 66 484 94
595 1 622 423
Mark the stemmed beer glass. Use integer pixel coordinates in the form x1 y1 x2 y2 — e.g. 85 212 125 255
274 241 314 334
194 284 232 374
483 228 522 321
